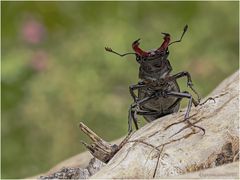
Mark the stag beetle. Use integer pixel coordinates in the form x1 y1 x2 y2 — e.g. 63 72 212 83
105 25 210 135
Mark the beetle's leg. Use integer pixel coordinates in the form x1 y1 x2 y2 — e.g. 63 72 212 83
128 108 133 134
166 91 199 111
129 82 146 102
165 91 205 135
133 109 139 129
136 109 160 115
128 94 157 134
128 106 140 134
168 71 192 85
131 93 156 108
167 71 201 103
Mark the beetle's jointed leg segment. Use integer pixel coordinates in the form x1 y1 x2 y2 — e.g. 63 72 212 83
166 91 205 135
167 71 201 103
165 91 199 112
128 94 157 134
129 82 146 102
136 109 160 115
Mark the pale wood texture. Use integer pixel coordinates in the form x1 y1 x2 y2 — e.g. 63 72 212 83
171 161 239 179
31 71 239 179
92 70 239 178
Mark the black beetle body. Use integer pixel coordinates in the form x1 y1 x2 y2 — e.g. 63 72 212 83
105 25 210 135
136 51 180 122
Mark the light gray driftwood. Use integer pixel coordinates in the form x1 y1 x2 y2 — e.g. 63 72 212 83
91 70 239 179
34 70 239 179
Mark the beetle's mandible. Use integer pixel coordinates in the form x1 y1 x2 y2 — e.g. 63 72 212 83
105 25 210 135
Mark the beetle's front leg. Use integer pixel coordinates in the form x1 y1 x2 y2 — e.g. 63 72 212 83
129 81 146 102
168 71 193 87
167 71 201 103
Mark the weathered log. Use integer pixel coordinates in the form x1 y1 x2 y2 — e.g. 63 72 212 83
91 70 239 178
36 70 239 179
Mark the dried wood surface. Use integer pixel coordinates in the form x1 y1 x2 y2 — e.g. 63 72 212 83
91 70 239 178
32 70 239 179
171 161 239 179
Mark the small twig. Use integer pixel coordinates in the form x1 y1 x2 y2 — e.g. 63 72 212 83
79 122 119 163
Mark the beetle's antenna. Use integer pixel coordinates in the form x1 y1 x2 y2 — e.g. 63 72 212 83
105 47 136 57
168 25 188 47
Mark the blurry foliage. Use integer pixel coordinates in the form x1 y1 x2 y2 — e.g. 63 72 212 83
1 1 239 178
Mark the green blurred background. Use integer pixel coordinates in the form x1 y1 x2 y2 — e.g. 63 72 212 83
1 1 239 178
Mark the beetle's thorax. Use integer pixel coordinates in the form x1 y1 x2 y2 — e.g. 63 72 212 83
137 52 172 81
